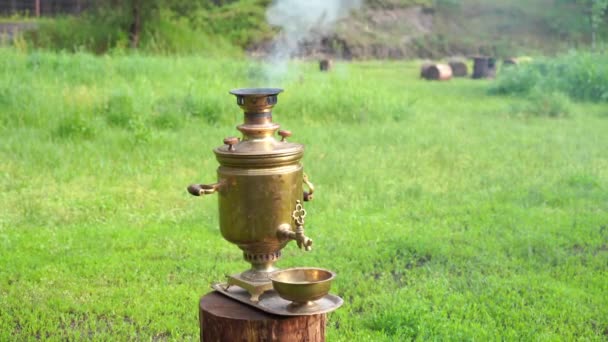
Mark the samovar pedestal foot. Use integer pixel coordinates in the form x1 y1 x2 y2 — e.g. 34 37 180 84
225 273 273 303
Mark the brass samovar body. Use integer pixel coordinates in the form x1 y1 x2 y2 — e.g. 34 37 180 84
188 88 313 301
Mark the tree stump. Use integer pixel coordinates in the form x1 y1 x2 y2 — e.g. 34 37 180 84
199 292 326 342
448 59 468 77
472 56 497 79
319 59 332 72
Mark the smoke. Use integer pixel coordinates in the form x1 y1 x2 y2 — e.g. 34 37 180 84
261 0 363 84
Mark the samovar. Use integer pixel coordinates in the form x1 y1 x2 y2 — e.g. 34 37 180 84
187 88 315 302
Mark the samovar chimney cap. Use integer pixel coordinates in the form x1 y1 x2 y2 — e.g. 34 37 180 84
229 88 283 97
229 87 284 118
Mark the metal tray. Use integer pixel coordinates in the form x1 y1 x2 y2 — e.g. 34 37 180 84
212 283 343 316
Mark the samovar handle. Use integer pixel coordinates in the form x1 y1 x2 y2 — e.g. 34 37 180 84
187 182 222 196
303 173 314 201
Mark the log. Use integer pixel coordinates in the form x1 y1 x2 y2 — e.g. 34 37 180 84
420 61 433 78
422 63 452 81
448 59 468 77
199 292 326 342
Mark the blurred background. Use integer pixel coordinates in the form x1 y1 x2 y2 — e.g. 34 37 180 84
1 0 606 57
1 1 607 341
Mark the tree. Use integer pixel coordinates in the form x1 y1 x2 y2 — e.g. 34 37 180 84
554 0 608 49
95 0 222 49
589 0 608 49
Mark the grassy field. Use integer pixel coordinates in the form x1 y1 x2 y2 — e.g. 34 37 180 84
1 48 607 340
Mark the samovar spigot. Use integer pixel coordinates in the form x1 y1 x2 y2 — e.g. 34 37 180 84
278 200 313 251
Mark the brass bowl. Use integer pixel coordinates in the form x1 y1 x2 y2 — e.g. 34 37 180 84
269 268 336 309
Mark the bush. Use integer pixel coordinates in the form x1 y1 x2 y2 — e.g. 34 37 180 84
507 90 572 118
490 51 608 103
488 65 540 95
140 10 241 56
25 14 128 54
526 91 572 118
193 0 274 48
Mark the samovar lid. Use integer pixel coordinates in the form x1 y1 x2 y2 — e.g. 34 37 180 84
213 88 304 167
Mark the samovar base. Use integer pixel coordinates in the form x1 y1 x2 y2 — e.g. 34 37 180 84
226 273 273 302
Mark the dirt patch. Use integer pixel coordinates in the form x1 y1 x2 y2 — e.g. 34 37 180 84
369 247 432 288
248 6 434 59
0 22 37 41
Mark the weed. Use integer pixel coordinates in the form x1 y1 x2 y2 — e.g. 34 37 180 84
53 112 95 140
128 115 152 144
101 92 135 128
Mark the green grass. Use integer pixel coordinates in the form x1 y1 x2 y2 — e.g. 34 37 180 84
1 48 607 340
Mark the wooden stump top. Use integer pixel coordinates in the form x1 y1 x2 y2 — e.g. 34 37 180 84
200 291 326 342
201 291 277 321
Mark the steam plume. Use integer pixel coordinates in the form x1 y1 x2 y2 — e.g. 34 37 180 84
262 0 362 83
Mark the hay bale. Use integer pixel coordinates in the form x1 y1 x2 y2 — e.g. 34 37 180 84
503 57 518 66
319 59 333 72
504 57 533 67
518 56 533 64
420 61 434 78
448 60 468 77
423 63 452 81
